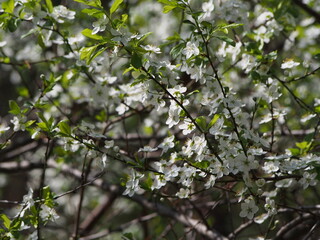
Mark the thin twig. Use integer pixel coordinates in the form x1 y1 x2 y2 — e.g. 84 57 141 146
287 66 320 83
293 0 320 24
36 137 51 240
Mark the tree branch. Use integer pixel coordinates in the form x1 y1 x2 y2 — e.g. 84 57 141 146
293 0 320 24
0 159 228 239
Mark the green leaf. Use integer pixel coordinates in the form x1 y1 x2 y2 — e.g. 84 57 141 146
110 0 123 15
81 28 103 40
2 0 14 13
183 20 195 26
7 18 20 32
170 42 185 59
80 44 108 64
122 232 134 240
42 186 55 207
9 100 21 115
195 116 207 131
37 122 49 132
201 21 213 29
158 0 178 4
166 32 181 42
37 112 47 124
219 23 243 30
123 66 135 75
131 53 143 69
10 218 22 231
215 35 235 47
58 121 71 136
17 86 29 97
136 32 152 45
45 0 53 13
288 148 300 156
25 120 36 128
313 53 320 61
158 0 183 13
0 57 10 64
95 110 107 122
163 5 177 13
74 0 102 8
0 214 11 229
81 8 104 17
91 46 108 62
251 71 261 80
80 45 99 64
208 114 220 129
37 34 46 49
296 141 309 150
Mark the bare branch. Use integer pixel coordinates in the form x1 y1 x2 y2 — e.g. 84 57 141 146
293 0 320 24
274 213 317 239
79 194 117 236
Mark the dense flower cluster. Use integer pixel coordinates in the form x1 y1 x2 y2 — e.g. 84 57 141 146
1 0 320 239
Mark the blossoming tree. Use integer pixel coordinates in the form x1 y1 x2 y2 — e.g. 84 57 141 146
1 0 320 239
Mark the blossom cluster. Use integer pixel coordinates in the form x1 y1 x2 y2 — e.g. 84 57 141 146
0 0 320 239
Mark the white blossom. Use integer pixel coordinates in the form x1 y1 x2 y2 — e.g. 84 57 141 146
299 172 317 189
166 100 181 128
179 119 196 135
158 136 175 154
40 205 59 222
181 63 205 83
123 170 144 197
183 42 200 59
263 161 280 174
255 11 274 26
264 198 277 216
239 198 259 219
90 84 108 104
138 146 158 152
201 0 214 20
142 44 161 54
204 175 216 189
0 119 10 134
51 6 75 23
151 174 167 190
176 188 190 198
104 140 114 149
92 15 108 34
209 117 224 135
167 85 187 97
281 59 300 69
11 116 26 132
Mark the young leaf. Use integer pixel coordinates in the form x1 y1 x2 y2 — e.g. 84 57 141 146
215 35 235 47
208 114 220 129
37 122 49 132
80 45 99 64
219 23 243 30
42 186 55 207
58 121 71 136
2 0 14 13
45 0 53 13
9 100 21 115
170 42 185 59
82 8 104 17
158 0 178 4
74 0 102 8
0 214 11 229
195 116 207 131
82 28 103 40
131 53 143 69
110 0 123 15
163 5 177 13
